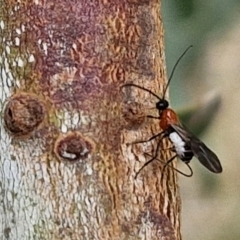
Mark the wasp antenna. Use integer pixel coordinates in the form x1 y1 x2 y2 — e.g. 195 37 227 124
162 45 193 99
121 83 162 101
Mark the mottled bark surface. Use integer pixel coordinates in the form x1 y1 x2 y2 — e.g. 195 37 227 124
0 1 181 240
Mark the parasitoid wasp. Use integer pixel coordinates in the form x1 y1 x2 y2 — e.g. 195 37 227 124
122 45 222 178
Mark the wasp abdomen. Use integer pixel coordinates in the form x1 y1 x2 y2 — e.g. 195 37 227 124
169 132 193 162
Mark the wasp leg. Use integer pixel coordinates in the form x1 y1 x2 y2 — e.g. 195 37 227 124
147 115 160 119
161 155 177 180
128 131 164 146
145 152 193 177
161 155 193 179
135 134 164 179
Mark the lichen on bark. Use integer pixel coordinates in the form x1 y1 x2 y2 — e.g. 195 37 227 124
0 1 181 239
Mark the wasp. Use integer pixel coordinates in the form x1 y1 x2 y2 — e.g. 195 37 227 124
122 46 222 178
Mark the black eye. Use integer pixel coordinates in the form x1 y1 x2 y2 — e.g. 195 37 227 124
156 99 169 110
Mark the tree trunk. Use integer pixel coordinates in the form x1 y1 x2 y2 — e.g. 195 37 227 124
0 1 181 240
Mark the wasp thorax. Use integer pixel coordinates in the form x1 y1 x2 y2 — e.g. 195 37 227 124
156 99 169 111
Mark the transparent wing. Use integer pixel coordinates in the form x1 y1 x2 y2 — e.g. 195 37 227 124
171 123 222 173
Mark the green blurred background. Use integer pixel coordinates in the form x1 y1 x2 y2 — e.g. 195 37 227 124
162 1 240 239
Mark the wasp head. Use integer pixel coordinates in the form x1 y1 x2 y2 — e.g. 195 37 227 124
156 99 169 111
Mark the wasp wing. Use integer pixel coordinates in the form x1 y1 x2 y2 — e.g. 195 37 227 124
171 123 222 173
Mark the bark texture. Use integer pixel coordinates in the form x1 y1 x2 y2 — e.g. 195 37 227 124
0 0 181 239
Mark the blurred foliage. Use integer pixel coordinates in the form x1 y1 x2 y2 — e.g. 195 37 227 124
178 90 221 136
161 0 239 154
162 1 240 240
162 0 240 108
